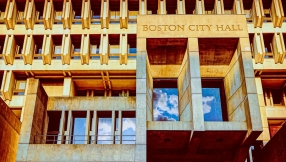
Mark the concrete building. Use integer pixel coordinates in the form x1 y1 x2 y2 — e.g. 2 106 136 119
0 0 285 161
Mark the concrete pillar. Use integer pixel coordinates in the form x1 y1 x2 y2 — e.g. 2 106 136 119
135 37 147 161
90 111 98 144
256 77 270 144
111 110 115 144
65 110 73 144
57 110 66 144
16 78 48 161
84 110 91 144
188 38 204 131
118 110 122 144
62 77 75 97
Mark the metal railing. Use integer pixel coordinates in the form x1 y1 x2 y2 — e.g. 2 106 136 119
34 135 135 144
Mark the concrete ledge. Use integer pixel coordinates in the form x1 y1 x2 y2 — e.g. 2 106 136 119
147 121 192 130
25 144 136 161
204 121 247 131
47 97 136 111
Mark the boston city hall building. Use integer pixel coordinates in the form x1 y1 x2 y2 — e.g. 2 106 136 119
1 0 286 161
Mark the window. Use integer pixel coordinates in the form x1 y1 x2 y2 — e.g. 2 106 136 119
153 79 179 121
14 80 26 95
72 111 87 144
201 79 227 121
264 88 285 106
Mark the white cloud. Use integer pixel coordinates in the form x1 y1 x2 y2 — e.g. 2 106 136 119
202 96 214 114
122 118 136 132
153 89 179 121
97 119 112 143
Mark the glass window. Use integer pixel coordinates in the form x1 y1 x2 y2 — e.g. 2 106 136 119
97 118 112 144
202 88 223 121
73 118 86 144
201 79 227 121
122 118 136 144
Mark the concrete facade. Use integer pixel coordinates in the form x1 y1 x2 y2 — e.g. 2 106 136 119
0 0 286 161
0 98 21 162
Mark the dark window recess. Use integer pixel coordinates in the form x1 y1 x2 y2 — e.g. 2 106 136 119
201 79 227 121
46 111 62 144
272 89 283 105
153 79 177 88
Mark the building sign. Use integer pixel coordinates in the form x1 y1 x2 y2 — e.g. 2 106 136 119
142 24 244 32
137 15 248 38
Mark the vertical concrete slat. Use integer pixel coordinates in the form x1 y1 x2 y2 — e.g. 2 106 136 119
3 34 17 65
120 0 128 29
139 0 147 15
80 34 90 65
100 0 109 29
272 32 286 64
177 0 186 14
22 34 35 65
158 0 166 14
65 110 73 144
81 0 91 29
57 110 66 144
1 70 15 101
61 34 72 65
251 0 264 27
195 0 205 14
111 110 115 144
99 34 109 65
23 0 36 30
42 34 53 65
84 110 90 144
253 32 265 64
62 0 73 29
118 110 122 144
119 33 128 65
43 0 54 29
4 0 18 29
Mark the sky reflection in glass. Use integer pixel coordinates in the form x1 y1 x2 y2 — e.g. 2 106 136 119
153 88 179 121
73 118 86 144
202 88 223 121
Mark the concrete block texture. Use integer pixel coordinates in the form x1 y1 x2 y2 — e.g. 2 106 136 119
47 97 136 110
25 144 136 162
136 51 147 79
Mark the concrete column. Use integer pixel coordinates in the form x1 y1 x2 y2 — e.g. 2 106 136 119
188 38 204 131
111 110 115 144
62 77 75 97
57 110 66 144
65 110 73 144
118 110 122 144
90 111 98 144
84 110 91 144
135 37 147 161
16 78 48 161
256 77 270 144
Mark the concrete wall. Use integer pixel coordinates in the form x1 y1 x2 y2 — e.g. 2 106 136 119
224 48 248 122
17 78 49 161
178 49 192 122
47 97 136 111
26 144 136 161
135 49 147 161
0 98 21 162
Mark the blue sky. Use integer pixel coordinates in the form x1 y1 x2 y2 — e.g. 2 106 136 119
153 88 179 121
202 88 223 121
